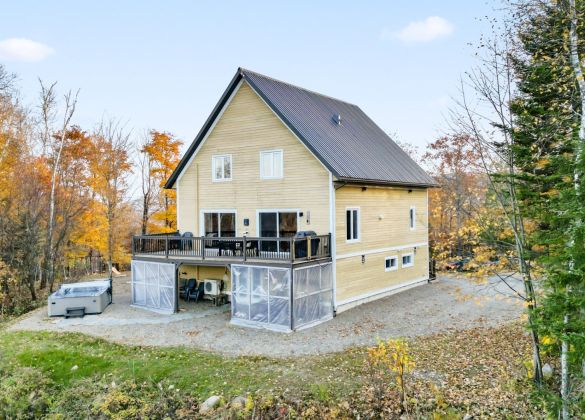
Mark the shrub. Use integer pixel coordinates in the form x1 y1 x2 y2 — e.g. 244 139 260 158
91 379 197 419
367 338 415 414
0 366 53 419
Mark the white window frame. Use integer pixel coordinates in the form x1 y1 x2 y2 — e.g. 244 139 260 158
409 206 416 230
345 207 360 243
385 255 398 272
401 252 414 268
212 154 232 182
199 209 237 237
260 150 283 180
254 208 300 236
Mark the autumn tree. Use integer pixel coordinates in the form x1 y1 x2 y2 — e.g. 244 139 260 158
0 64 42 311
140 130 182 233
88 121 133 279
138 132 156 235
451 12 546 384
38 81 78 291
423 134 486 261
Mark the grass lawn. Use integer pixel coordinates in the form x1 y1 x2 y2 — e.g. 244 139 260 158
0 320 544 418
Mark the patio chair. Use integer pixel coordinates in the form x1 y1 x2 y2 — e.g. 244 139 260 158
187 282 205 303
179 278 196 300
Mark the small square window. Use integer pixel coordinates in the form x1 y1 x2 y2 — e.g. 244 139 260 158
212 155 232 181
402 253 414 268
385 256 398 272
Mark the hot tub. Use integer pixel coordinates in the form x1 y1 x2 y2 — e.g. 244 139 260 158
48 280 112 317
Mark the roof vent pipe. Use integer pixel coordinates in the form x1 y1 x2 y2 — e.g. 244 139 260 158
335 114 342 125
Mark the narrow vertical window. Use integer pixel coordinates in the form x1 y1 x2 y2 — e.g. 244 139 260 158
409 206 416 230
212 155 232 181
346 208 360 242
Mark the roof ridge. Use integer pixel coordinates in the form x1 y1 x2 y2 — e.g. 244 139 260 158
239 67 359 108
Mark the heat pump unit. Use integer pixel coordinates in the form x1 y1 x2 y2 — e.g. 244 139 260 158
204 279 221 296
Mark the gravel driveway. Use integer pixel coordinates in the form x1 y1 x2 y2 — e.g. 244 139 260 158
9 274 523 357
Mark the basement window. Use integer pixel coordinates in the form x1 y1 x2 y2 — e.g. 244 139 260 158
385 256 398 272
402 253 414 268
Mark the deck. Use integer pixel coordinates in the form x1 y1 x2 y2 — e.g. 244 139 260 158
131 233 331 265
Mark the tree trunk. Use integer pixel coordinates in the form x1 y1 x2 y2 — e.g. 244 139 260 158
107 204 114 281
27 274 36 301
142 195 149 235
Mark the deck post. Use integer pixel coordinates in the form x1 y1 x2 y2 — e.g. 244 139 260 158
201 237 205 260
290 238 295 263
307 236 312 260
243 236 247 261
165 236 169 258
290 265 294 331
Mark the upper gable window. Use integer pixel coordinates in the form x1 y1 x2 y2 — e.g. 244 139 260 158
409 206 416 230
260 150 283 179
212 155 232 182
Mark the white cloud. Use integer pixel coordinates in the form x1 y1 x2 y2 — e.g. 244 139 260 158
382 16 454 43
0 38 54 62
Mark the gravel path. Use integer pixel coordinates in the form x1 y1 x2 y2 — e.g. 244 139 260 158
9 274 523 357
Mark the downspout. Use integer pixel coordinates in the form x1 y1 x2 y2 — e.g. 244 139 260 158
329 172 338 316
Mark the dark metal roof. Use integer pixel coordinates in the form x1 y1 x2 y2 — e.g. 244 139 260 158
165 68 436 189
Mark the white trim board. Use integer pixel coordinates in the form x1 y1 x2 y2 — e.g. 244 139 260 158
335 276 428 313
336 242 428 260
328 171 337 309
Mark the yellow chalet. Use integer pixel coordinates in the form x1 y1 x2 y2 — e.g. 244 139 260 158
131 68 437 331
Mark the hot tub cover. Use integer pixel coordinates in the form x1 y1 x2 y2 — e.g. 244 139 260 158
53 280 111 298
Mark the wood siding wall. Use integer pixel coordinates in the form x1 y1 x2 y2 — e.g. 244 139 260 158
176 82 331 238
334 186 429 304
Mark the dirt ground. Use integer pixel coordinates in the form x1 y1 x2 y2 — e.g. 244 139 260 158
9 274 523 357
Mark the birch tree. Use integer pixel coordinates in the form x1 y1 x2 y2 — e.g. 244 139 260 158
451 24 545 384
495 1 585 416
39 82 78 290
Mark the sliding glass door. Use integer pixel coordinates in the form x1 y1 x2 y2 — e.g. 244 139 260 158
203 212 236 237
258 211 298 253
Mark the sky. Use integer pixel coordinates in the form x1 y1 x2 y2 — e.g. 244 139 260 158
1 1 503 154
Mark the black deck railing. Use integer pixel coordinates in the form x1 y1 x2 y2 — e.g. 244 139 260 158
132 233 331 263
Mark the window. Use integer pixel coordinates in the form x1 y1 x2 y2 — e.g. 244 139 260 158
346 208 360 242
385 256 398 272
409 206 416 230
212 155 232 181
260 150 283 179
402 253 414 268
203 212 236 237
258 211 298 253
